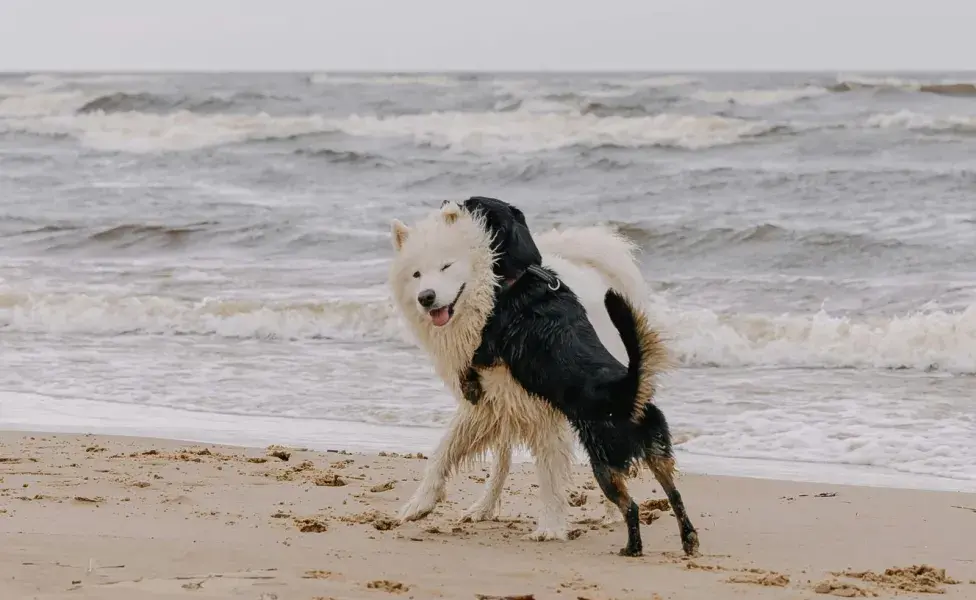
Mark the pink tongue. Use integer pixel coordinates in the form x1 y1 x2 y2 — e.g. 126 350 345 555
429 307 451 326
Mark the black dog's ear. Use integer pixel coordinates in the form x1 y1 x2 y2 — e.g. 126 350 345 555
503 221 542 267
508 205 528 227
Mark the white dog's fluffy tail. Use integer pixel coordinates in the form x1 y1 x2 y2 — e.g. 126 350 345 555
536 225 648 307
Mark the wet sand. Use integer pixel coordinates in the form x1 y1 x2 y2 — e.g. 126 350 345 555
2 431 974 599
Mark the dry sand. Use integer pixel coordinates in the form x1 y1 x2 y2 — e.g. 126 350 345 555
1 431 974 599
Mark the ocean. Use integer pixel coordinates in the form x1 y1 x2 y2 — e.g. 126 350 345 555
1 71 974 493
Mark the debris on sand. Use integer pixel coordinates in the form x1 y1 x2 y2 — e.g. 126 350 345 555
727 571 790 587
640 498 671 512
73 496 105 504
314 473 346 487
369 480 396 493
567 528 584 540
832 565 960 594
475 595 535 600
267 446 291 462
181 448 212 456
814 580 878 597
247 457 268 464
366 580 410 593
639 508 662 525
378 451 426 459
340 510 399 530
638 498 669 524
302 570 333 579
372 518 398 531
294 517 328 533
568 491 587 507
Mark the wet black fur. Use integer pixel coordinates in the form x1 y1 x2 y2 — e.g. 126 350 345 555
456 195 699 558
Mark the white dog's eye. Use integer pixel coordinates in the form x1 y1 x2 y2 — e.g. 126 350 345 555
412 271 420 279
440 262 453 272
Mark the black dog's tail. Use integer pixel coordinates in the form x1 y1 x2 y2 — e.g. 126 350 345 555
604 289 669 423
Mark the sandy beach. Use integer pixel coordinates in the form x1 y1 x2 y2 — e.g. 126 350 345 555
1 431 974 600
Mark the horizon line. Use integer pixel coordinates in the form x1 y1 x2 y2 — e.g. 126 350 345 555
3 67 976 75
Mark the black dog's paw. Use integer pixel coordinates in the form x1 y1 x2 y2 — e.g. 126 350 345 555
682 529 700 557
460 367 484 405
617 545 643 557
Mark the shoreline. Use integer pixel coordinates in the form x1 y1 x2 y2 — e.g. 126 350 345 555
3 397 974 494
2 430 975 599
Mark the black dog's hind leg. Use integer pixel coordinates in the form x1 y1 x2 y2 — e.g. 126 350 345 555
646 455 699 556
592 462 643 557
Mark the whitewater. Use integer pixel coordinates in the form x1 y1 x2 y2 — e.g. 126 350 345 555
1 71 974 492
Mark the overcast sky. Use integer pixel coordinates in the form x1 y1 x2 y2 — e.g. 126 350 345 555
2 0 975 72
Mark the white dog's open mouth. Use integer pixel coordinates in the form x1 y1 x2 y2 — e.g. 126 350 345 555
428 284 465 327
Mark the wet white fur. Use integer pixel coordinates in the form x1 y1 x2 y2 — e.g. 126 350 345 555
389 204 648 538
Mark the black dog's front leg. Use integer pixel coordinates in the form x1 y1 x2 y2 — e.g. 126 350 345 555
459 366 483 405
459 334 501 406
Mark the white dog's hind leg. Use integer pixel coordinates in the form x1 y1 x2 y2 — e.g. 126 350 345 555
602 496 624 524
460 443 512 523
399 409 480 523
524 425 573 541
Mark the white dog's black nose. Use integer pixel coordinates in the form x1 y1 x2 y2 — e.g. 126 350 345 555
417 289 437 308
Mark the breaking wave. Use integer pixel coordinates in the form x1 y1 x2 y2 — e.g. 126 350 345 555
76 92 237 114
693 86 829 106
830 75 976 96
5 72 976 154
292 147 392 166
866 110 976 134
0 109 779 153
0 219 389 255
0 89 278 119
610 222 910 255
2 290 974 374
5 103 972 155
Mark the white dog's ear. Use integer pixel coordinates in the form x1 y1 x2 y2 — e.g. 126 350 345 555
391 219 410 251
440 202 461 225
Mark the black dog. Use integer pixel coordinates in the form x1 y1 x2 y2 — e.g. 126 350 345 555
455 196 699 558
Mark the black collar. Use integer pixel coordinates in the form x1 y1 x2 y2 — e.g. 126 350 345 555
503 264 561 291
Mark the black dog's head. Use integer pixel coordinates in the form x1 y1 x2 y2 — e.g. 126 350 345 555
453 196 542 281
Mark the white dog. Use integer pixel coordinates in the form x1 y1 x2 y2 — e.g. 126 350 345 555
388 203 649 541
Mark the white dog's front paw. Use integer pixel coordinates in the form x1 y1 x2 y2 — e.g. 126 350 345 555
398 489 441 523
459 498 499 523
522 527 569 542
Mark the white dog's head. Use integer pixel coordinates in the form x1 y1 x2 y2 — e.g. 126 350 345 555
388 202 496 335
